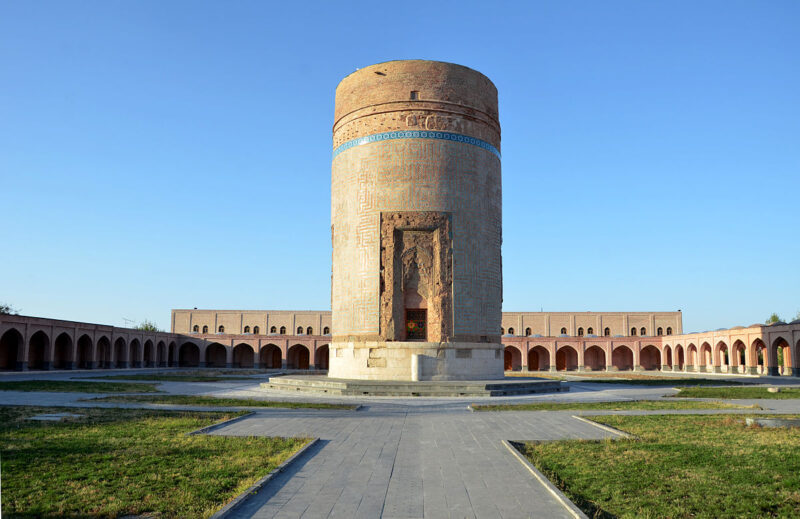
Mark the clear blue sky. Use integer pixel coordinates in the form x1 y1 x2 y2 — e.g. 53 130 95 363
1 1 798 333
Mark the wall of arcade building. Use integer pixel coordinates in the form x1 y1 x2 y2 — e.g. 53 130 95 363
2 314 799 377
502 321 800 376
0 315 331 371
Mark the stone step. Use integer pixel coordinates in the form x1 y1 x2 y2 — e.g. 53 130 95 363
261 375 566 397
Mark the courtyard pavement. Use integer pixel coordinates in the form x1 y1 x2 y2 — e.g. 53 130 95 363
3 370 800 518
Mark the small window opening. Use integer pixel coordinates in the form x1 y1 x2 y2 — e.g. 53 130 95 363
297 326 303 334
657 327 663 336
202 325 208 334
577 327 584 336
587 327 594 335
218 325 224 333
604 327 610 336
560 327 567 335
306 327 313 335
666 327 672 335
270 326 277 333
279 326 286 334
508 327 515 336
244 326 250 333
253 326 260 334
525 327 531 336
640 327 646 336
410 91 419 100
630 327 637 336
323 326 330 335
193 325 199 333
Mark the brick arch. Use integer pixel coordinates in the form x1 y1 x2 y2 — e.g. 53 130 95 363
732 340 747 373
0 328 24 371
143 339 155 367
556 345 578 371
129 338 141 368
584 345 605 371
504 345 522 371
686 343 698 369
527 345 549 371
205 343 227 368
612 345 634 371
750 338 767 374
639 345 660 370
76 334 93 369
168 341 177 367
288 344 310 370
675 344 684 370
28 330 50 370
156 340 166 367
96 336 111 369
179 341 200 367
663 345 673 369
260 343 282 369
771 336 792 376
233 343 254 368
315 344 329 370
54 332 74 370
699 342 712 371
713 340 729 372
114 337 127 368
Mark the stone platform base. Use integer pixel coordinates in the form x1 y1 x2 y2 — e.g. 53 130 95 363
262 375 566 397
328 341 504 381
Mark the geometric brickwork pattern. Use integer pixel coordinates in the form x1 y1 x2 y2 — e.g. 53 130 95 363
332 136 501 337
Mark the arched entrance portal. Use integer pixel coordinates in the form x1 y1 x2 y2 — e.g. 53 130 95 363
288 344 309 370
143 340 154 367
676 345 685 370
527 346 549 371
129 339 141 368
556 346 578 371
260 344 282 369
504 346 521 371
233 344 254 368
584 346 606 371
0 329 23 371
315 344 329 370
664 346 673 370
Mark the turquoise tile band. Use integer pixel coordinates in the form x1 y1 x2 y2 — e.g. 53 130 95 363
332 130 501 160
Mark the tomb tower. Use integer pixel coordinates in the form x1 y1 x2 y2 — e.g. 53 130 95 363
330 60 502 380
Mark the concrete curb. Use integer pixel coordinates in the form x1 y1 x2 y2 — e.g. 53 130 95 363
571 415 634 439
501 439 588 519
210 438 320 518
186 412 256 435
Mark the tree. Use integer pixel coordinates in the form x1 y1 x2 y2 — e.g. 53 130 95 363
134 320 162 332
0 303 19 315
765 313 781 325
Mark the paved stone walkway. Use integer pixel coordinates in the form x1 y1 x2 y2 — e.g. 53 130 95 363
3 370 800 518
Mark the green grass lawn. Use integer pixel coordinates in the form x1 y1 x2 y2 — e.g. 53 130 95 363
676 386 800 399
0 406 308 518
519 414 800 518
86 394 358 409
0 380 160 393
471 400 749 411
91 373 258 382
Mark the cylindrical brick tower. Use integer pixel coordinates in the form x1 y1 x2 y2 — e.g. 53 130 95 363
329 60 502 380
